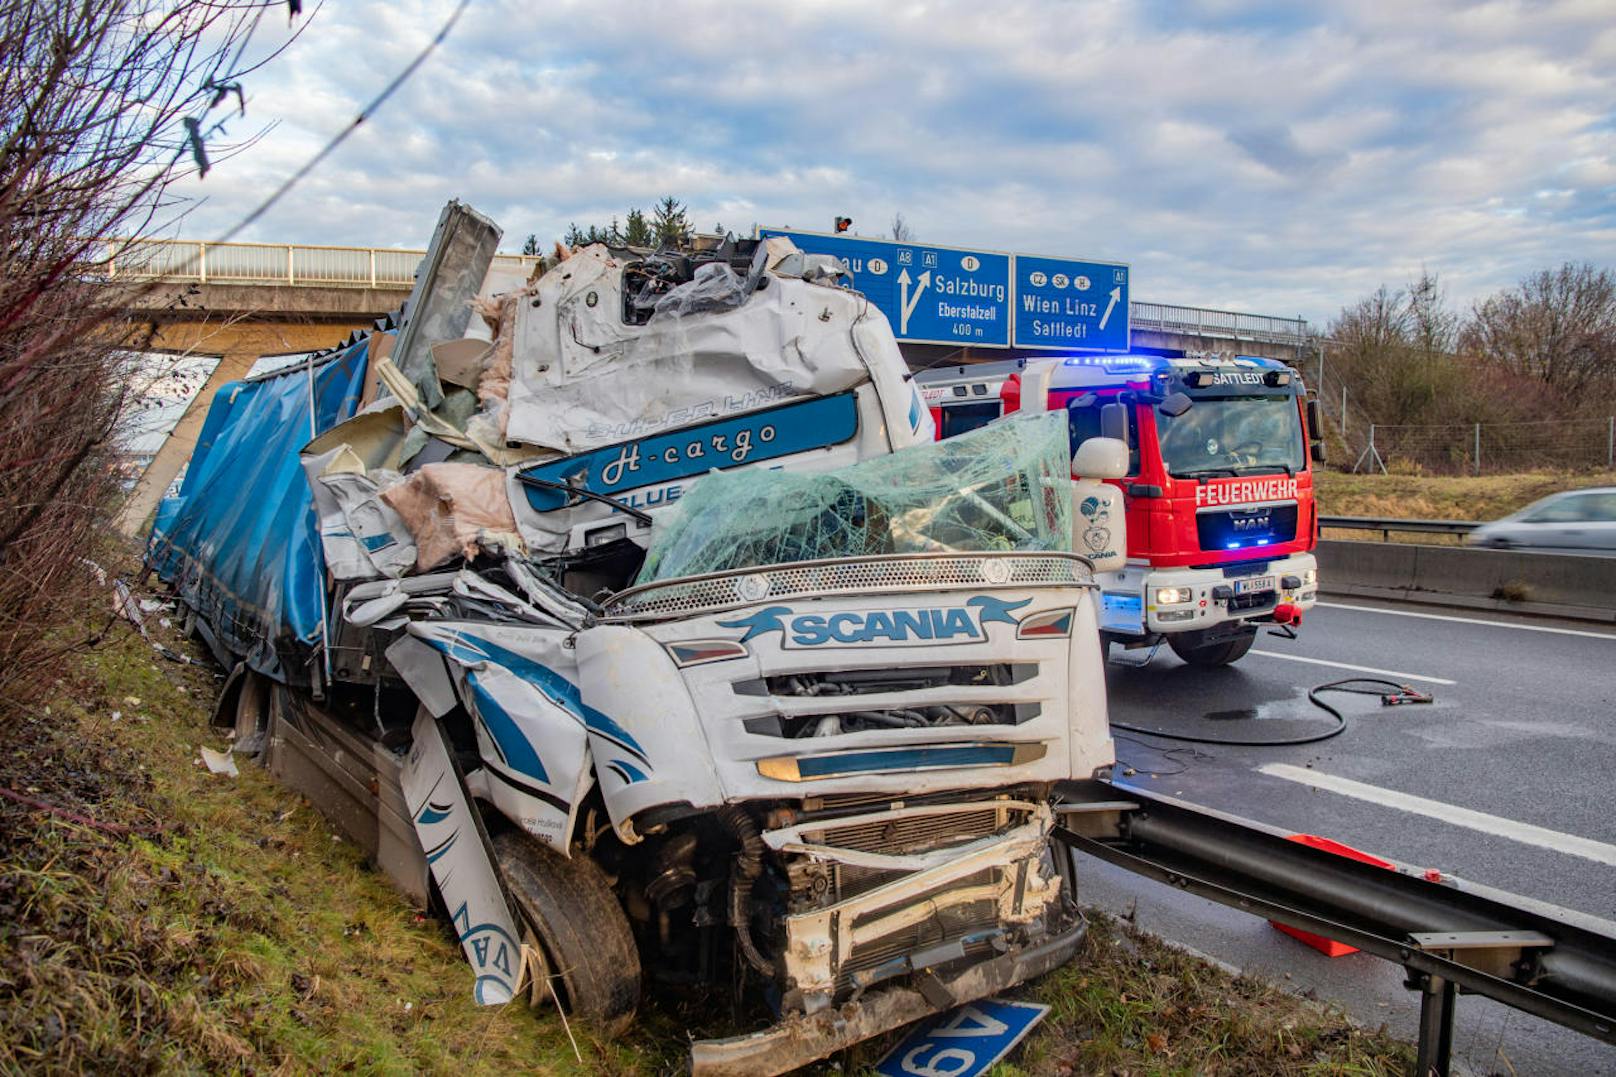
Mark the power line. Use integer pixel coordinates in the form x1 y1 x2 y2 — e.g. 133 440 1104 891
209 0 473 247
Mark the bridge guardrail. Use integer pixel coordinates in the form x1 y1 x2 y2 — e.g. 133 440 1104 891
101 240 1315 346
1130 300 1310 346
1319 514 1478 541
101 239 544 289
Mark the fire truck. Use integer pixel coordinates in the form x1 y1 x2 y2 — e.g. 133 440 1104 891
916 353 1326 665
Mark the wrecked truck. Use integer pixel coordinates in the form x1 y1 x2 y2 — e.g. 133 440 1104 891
147 204 1124 1073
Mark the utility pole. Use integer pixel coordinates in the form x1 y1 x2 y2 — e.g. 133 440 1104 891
1474 423 1482 476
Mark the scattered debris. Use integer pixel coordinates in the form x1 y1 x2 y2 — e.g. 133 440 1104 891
198 747 239 777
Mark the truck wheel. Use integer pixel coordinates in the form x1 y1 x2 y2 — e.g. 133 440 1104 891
1168 630 1256 667
491 830 640 1037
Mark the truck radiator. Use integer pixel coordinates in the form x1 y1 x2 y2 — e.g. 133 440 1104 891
837 869 1002 989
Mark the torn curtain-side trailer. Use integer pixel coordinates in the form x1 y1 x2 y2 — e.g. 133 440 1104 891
148 201 1122 1075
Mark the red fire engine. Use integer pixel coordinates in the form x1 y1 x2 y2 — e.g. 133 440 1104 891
916 354 1325 665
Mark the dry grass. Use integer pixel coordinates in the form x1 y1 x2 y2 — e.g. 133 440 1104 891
982 911 1411 1077
0 620 629 1074
1317 468 1616 524
1 606 1415 1075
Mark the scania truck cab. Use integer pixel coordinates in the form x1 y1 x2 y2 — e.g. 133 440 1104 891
918 353 1325 665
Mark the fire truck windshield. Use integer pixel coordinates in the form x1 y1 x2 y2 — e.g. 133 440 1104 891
1156 394 1304 479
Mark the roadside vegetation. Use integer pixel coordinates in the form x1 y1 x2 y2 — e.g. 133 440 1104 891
0 0 312 724
1321 266 1616 476
0 608 1414 1075
1317 468 1616 525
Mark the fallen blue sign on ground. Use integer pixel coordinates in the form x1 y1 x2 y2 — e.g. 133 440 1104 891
874 998 1050 1077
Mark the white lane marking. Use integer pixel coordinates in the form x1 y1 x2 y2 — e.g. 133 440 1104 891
1258 763 1616 867
1317 601 1616 641
1249 650 1455 686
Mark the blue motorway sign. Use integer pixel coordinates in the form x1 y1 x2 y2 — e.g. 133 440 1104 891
874 998 1049 1077
761 229 1130 352
1014 254 1130 351
760 229 1011 347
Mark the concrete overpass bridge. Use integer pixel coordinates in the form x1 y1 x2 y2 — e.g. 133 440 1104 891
109 238 1311 532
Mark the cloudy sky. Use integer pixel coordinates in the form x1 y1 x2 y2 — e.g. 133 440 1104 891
165 0 1616 327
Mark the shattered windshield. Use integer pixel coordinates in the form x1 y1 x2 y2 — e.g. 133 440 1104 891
1156 395 1304 479
637 411 1074 582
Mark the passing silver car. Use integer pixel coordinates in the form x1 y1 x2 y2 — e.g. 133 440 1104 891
1467 487 1616 551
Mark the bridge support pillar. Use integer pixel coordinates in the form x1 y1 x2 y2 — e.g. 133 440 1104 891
116 348 263 537
113 319 371 539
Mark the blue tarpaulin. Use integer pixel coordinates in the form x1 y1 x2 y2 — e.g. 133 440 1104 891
149 339 370 684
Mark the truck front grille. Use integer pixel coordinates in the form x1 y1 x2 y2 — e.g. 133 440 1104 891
1196 503 1298 551
601 552 1092 621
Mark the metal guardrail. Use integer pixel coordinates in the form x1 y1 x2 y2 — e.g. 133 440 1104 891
1130 300 1311 345
101 239 544 289
1319 514 1479 541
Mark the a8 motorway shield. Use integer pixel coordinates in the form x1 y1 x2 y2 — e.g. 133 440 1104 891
759 229 1011 347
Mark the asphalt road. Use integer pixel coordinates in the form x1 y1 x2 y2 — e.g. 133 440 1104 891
1085 598 1616 1075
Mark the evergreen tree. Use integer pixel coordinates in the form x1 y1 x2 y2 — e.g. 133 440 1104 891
650 196 691 247
522 233 541 256
623 209 654 247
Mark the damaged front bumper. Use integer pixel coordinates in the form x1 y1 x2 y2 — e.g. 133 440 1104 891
692 800 1078 1076
690 914 1084 1076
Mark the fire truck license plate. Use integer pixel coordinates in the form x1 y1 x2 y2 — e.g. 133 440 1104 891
1233 576 1274 595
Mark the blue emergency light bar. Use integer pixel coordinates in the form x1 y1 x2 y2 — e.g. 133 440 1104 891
1059 354 1166 373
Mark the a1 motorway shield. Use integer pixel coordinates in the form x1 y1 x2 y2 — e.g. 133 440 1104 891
1014 254 1130 352
759 229 1011 347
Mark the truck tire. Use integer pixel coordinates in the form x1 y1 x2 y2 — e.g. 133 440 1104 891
491 830 640 1036
1168 630 1256 667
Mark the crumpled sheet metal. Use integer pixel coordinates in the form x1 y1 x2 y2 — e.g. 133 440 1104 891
302 446 417 580
389 200 502 410
779 803 1058 1006
637 411 1074 583
502 243 887 456
379 463 521 572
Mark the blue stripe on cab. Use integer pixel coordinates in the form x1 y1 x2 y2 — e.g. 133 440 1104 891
464 671 549 783
795 745 1017 777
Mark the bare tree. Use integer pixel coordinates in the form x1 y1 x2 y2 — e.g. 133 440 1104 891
0 0 307 715
1462 263 1616 398
890 212 914 242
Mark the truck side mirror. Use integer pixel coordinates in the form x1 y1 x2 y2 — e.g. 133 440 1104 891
1306 399 1322 441
1072 436 1129 480
1158 392 1193 418
1100 401 1128 442
1311 441 1327 464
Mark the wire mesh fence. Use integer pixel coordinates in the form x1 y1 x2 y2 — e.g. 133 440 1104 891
1303 349 1615 475
1352 418 1616 475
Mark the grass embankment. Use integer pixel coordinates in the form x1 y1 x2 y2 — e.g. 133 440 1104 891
1316 468 1616 544
1 610 1413 1075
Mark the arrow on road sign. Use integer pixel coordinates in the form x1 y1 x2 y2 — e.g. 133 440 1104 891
1099 286 1121 331
898 268 931 334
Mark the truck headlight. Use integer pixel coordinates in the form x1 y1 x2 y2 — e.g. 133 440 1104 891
1302 569 1317 587
1155 586 1192 605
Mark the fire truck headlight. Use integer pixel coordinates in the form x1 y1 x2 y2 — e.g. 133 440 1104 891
1155 586 1193 605
1302 568 1317 588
